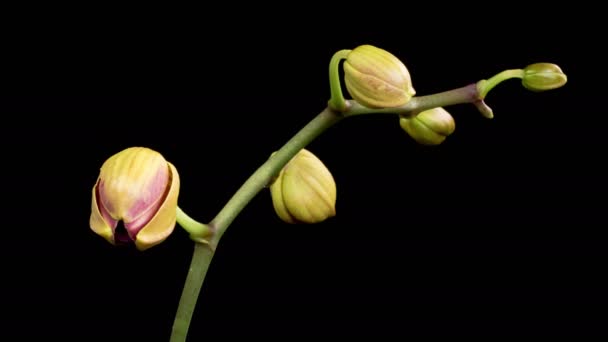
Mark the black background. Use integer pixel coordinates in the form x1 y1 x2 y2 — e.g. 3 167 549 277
3 4 605 340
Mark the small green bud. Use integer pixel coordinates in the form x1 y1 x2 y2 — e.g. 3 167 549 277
344 45 416 108
522 63 567 92
269 149 336 224
400 107 455 146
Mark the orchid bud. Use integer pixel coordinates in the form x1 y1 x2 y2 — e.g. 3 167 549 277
522 63 567 92
400 107 455 145
269 149 336 224
89 147 180 251
344 44 416 108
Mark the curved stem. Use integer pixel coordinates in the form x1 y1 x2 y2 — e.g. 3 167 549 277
170 243 214 342
328 49 351 111
210 107 343 244
477 69 524 98
169 72 514 341
169 108 343 342
176 206 213 243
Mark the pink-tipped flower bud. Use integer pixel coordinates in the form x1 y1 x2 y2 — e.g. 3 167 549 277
89 147 180 250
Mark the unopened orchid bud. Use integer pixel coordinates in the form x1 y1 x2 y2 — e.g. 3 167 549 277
400 107 455 145
522 63 567 92
89 147 180 251
344 44 416 108
269 149 336 224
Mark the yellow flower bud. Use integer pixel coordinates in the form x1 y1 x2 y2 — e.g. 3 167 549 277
522 63 567 92
89 147 180 251
400 107 455 145
344 44 416 108
269 149 336 224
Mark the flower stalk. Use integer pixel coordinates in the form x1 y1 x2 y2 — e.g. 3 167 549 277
89 44 567 342
168 65 540 340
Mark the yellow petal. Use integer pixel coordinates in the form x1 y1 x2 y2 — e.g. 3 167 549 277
344 45 415 108
270 167 298 224
400 107 455 146
135 162 180 250
282 149 336 224
98 147 169 223
417 107 455 136
89 179 115 245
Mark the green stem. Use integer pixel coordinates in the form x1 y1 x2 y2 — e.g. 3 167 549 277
327 49 351 112
170 243 214 342
210 107 344 243
169 108 343 341
344 83 482 117
477 69 524 98
176 206 213 243
170 73 513 341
